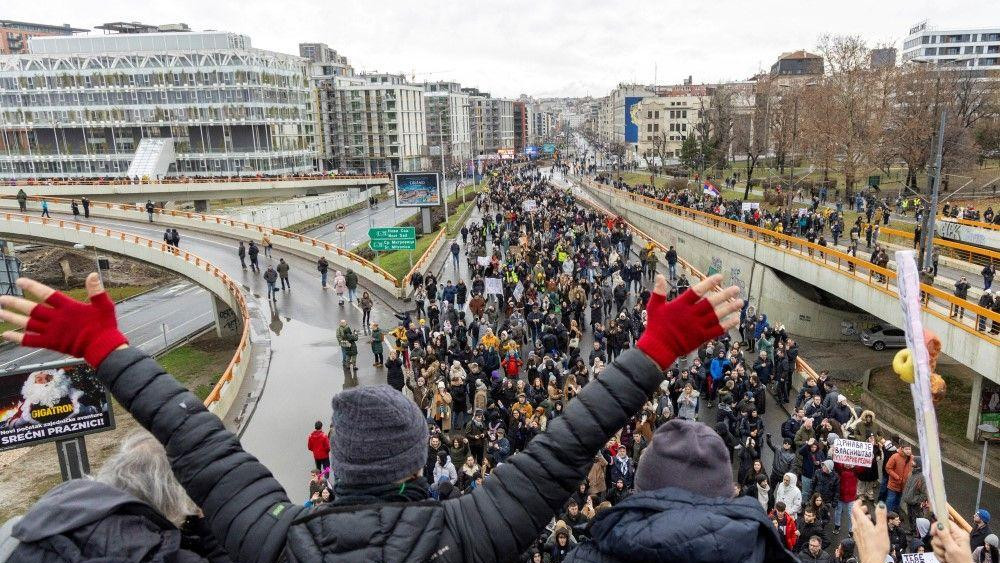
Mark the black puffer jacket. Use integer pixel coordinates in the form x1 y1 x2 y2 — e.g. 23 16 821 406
0 479 228 562
95 345 667 562
563 487 799 563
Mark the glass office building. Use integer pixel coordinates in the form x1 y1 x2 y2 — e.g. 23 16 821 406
0 31 317 179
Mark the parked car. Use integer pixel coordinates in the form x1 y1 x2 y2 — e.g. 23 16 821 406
860 324 907 351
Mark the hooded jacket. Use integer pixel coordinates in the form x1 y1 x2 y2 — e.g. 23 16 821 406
0 479 225 563
90 345 670 563
773 473 803 515
563 487 799 563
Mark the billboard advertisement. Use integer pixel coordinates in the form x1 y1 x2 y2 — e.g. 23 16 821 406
525 145 539 157
394 172 442 208
0 361 115 451
624 96 644 144
542 143 556 154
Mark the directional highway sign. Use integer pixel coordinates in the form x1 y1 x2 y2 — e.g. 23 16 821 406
370 239 416 251
369 227 416 240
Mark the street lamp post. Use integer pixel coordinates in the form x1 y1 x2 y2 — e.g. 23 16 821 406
976 423 998 512
437 109 449 224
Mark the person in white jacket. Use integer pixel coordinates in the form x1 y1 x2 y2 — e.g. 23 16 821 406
773 472 802 516
432 449 458 489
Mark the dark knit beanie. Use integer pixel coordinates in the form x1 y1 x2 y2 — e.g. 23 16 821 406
634 418 734 497
330 384 429 485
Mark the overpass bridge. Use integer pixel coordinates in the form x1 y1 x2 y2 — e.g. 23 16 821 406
0 174 392 206
577 177 999 440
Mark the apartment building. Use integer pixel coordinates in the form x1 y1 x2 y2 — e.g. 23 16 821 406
632 86 710 162
0 20 86 55
317 73 427 173
902 21 1000 71
0 28 316 179
299 42 354 78
513 101 528 152
424 81 471 166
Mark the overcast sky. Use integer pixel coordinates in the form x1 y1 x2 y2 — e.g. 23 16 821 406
7 1 997 98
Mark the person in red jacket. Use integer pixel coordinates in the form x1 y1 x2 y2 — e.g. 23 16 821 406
307 420 331 471
833 459 864 535
770 501 798 550
501 351 522 378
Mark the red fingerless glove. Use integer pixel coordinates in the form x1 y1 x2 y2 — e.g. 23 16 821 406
636 288 724 370
22 291 128 368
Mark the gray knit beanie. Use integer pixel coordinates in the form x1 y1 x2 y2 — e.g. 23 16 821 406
329 384 429 485
635 419 733 497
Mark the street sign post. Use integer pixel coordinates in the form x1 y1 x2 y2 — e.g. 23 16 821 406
370 239 416 251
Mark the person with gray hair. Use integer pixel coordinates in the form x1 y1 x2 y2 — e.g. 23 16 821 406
0 431 230 562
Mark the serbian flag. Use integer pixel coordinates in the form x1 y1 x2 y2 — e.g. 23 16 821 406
703 181 720 197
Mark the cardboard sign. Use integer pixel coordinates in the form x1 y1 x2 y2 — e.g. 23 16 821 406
476 256 490 267
901 553 939 563
484 277 503 295
512 282 524 302
831 439 874 467
522 199 537 212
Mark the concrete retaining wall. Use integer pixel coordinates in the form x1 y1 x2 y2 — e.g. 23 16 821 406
218 186 381 230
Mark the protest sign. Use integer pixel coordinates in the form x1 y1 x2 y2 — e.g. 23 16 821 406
484 277 503 295
512 282 524 301
902 553 939 563
522 199 537 212
830 438 874 467
476 256 490 267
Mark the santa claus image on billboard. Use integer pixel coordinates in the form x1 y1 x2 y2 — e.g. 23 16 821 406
2 369 96 429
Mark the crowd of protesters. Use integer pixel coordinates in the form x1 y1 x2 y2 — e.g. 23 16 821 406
0 158 985 563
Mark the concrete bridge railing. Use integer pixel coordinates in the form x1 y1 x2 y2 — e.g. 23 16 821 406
0 196 406 298
580 180 1000 380
0 212 256 421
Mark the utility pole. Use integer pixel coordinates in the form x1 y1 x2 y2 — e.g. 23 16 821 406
438 109 449 223
921 110 947 270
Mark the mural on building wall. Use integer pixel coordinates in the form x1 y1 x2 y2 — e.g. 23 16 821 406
707 256 723 277
624 96 644 144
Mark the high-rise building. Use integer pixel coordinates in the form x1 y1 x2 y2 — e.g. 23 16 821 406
901 21 1000 72
424 81 471 168
870 47 898 68
316 73 427 173
0 20 86 55
0 27 316 179
513 101 528 152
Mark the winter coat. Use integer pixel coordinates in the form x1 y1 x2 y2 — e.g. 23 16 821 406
385 356 404 391
766 438 796 481
0 479 228 563
563 487 799 563
587 455 608 495
773 473 803 515
812 469 840 504
90 343 671 563
798 547 835 563
332 273 347 295
345 270 358 290
885 451 914 492
307 430 330 461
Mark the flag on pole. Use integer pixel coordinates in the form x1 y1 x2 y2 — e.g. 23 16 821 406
703 181 720 198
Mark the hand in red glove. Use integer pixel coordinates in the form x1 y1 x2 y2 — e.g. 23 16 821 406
636 273 742 370
0 273 128 367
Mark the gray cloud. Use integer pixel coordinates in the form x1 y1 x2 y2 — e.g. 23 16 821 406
6 0 996 97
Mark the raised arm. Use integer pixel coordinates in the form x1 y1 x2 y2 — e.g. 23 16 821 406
0 274 298 563
442 274 742 561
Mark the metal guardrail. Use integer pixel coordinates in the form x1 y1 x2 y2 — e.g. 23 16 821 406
0 211 251 412
876 225 1000 268
584 180 1000 346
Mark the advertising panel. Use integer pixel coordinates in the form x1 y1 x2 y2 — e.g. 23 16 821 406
394 173 442 208
525 145 539 157
624 96 644 144
543 143 556 154
0 361 115 451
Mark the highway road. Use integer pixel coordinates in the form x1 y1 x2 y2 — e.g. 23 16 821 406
30 203 409 501
0 280 213 370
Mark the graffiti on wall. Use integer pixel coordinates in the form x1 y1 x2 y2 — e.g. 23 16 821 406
729 265 747 299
